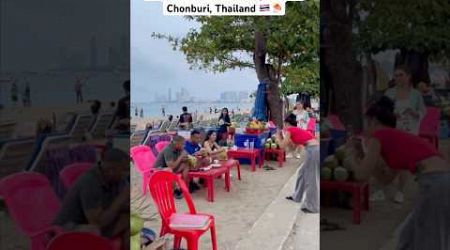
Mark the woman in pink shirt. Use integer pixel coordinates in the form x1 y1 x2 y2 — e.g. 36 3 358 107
275 113 319 213
349 96 450 249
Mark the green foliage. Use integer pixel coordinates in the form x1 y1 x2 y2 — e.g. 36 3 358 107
357 0 450 59
152 0 319 95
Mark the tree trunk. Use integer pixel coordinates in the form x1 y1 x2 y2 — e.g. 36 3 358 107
254 30 283 127
394 49 430 87
322 0 363 130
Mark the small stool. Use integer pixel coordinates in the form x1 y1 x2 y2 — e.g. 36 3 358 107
321 180 369 224
263 148 285 167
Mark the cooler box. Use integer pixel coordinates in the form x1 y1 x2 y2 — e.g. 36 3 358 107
234 132 269 164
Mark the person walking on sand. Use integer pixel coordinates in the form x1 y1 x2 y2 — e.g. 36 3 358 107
161 106 166 117
140 108 144 118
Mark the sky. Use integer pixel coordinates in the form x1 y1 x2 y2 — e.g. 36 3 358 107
130 1 258 103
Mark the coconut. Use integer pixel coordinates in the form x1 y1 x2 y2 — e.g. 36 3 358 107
321 167 332 180
334 145 347 163
322 155 338 169
334 166 349 182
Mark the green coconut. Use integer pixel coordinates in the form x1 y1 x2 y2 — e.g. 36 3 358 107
342 155 355 171
334 166 349 182
130 213 144 236
334 146 347 163
265 143 271 149
321 167 333 180
322 155 338 169
271 143 278 149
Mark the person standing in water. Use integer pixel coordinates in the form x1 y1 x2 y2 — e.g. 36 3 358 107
25 81 31 107
140 108 144 118
74 76 87 104
274 113 319 213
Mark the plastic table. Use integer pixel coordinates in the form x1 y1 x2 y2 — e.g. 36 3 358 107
226 148 263 172
188 165 230 202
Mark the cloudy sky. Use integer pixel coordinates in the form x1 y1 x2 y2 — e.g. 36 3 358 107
131 1 258 103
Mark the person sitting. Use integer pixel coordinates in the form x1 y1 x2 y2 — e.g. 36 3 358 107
53 148 130 247
111 80 130 134
184 130 209 190
178 106 193 130
153 135 193 197
203 130 227 160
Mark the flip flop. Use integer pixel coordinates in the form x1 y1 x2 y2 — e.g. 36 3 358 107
263 165 276 171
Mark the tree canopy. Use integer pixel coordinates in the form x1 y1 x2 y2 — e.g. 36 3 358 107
152 0 319 96
357 0 450 61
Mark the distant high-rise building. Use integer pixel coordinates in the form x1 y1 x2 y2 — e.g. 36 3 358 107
90 36 97 69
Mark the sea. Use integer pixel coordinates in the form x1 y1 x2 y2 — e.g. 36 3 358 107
131 101 254 119
0 71 128 108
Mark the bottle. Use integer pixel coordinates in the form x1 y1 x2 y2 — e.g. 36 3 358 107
244 139 249 149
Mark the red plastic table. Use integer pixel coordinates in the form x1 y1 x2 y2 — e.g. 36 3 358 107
220 159 241 180
188 165 230 202
226 148 263 172
321 180 369 224
263 148 286 167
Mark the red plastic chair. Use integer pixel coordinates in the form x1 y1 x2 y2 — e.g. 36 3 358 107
0 172 63 250
148 171 217 250
155 141 170 154
419 107 440 149
47 232 113 250
327 114 345 131
307 118 316 136
59 162 93 189
130 145 156 194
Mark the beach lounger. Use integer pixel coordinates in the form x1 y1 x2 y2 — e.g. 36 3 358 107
130 130 148 147
159 120 170 132
0 138 35 179
130 124 137 133
167 121 178 132
89 112 115 139
28 135 73 172
68 114 94 141
0 121 16 140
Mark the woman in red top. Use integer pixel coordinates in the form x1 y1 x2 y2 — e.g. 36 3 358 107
275 113 319 213
350 96 450 250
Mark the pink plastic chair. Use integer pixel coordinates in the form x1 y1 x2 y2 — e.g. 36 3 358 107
419 107 440 149
327 114 346 131
59 162 93 189
0 173 63 250
47 232 113 250
155 141 170 154
149 171 217 250
130 145 156 194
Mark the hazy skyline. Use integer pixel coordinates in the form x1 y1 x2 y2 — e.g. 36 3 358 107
131 1 258 103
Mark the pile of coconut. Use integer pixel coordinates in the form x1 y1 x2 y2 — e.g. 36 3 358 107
321 140 364 182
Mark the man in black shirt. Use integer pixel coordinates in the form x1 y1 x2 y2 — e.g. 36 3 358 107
178 106 193 130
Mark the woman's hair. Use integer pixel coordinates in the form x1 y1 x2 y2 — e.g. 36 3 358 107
219 107 230 121
168 115 173 121
365 96 396 128
395 65 412 76
205 130 216 142
284 113 297 127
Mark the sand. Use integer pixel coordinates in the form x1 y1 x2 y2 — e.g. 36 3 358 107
131 158 304 249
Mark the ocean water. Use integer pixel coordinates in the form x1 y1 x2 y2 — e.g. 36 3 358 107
0 72 128 107
131 102 254 118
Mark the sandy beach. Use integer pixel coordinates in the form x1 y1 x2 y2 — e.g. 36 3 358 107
131 157 314 249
